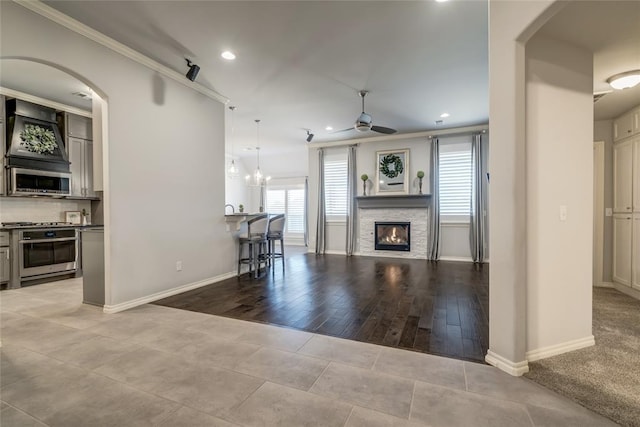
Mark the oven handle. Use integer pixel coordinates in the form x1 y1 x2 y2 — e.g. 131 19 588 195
19 237 78 244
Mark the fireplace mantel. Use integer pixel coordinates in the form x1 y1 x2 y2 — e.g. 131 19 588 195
356 194 430 209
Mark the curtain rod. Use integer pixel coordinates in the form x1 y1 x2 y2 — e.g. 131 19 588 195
307 124 488 149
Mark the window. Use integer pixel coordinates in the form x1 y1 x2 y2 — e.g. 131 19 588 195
266 187 305 235
324 157 348 219
266 189 285 214
286 189 305 233
439 142 473 222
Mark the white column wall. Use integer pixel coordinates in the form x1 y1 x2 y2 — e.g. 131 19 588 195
487 0 558 374
525 34 594 355
1 2 234 307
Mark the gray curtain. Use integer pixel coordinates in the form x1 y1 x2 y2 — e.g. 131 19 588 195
304 176 309 247
315 149 326 254
470 133 486 263
427 137 440 261
346 145 357 256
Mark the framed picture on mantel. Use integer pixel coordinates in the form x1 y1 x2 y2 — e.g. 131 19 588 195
376 149 409 195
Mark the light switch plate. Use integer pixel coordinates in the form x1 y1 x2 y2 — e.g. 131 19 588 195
560 205 567 221
605 208 613 217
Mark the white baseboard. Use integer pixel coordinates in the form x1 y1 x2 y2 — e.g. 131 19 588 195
525 335 595 362
485 350 529 376
323 250 347 255
439 256 474 263
609 281 640 301
103 271 236 314
594 281 615 288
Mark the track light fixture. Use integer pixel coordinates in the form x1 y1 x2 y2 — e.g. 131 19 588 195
185 58 200 82
306 130 314 143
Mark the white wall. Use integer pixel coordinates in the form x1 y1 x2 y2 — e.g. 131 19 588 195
306 134 488 259
356 137 431 197
487 0 559 373
594 120 614 282
1 2 235 307
308 138 430 254
525 34 594 353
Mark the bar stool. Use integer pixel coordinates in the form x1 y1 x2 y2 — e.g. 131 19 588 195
266 214 285 272
237 214 269 278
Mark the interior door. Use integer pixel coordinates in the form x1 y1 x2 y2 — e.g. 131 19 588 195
613 140 633 213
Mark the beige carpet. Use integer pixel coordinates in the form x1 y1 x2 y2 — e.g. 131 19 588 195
525 287 640 427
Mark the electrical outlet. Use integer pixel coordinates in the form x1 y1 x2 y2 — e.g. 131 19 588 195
176 261 182 271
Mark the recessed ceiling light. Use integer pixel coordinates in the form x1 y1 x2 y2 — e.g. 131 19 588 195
435 0 449 3
607 70 640 90
325 126 333 131
440 112 450 118
221 51 236 60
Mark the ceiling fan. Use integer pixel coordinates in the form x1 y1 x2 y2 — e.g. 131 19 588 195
336 90 397 135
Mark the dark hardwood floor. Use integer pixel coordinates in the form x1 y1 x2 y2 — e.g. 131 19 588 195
154 249 489 363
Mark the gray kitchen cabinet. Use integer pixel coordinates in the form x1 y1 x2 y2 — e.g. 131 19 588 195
66 113 92 140
68 136 96 198
0 232 10 284
66 111 96 199
81 228 104 306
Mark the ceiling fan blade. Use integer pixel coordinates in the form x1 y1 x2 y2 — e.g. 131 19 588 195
371 125 397 134
332 127 356 134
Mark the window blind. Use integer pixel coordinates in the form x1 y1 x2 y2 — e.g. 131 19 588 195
266 188 306 234
266 189 285 214
286 189 305 233
439 149 473 217
324 158 348 217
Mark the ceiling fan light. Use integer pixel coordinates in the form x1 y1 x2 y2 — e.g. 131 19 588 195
607 70 640 90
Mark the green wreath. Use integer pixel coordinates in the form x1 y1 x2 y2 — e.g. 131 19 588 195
20 124 57 154
379 154 404 178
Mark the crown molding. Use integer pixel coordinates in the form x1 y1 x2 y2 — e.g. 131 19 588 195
307 124 488 149
13 0 229 105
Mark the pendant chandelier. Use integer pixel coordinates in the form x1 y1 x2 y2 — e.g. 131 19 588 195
227 106 239 178
246 119 270 187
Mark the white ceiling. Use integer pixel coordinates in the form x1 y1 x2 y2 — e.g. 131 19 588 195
537 0 640 121
2 1 638 172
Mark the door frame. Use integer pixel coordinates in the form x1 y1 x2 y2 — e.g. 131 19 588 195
593 141 605 286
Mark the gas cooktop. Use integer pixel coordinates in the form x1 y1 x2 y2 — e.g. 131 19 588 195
1 221 75 228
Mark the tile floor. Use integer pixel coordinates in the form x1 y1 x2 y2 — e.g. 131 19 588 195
0 278 617 427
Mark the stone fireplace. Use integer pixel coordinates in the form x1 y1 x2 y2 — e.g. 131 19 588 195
375 222 410 251
356 194 430 260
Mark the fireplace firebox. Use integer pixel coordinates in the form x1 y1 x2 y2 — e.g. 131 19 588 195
375 222 410 251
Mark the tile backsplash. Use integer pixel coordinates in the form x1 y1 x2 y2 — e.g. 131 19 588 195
0 198 92 223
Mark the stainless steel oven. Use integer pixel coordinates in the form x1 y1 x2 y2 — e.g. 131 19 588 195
19 228 78 280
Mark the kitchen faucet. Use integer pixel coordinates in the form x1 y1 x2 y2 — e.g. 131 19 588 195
225 204 235 214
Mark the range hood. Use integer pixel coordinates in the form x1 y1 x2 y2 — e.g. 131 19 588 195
5 99 70 173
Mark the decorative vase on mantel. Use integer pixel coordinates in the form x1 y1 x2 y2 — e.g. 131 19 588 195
417 170 425 195
361 174 369 196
